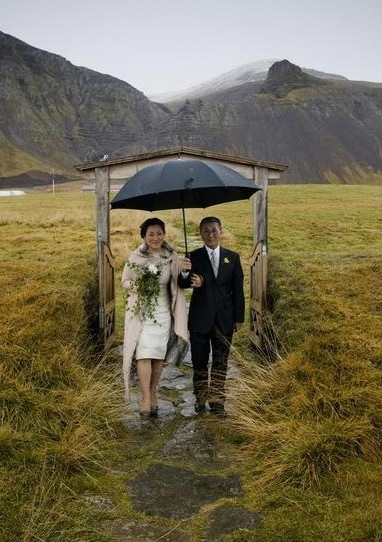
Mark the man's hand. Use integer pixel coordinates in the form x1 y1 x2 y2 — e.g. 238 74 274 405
233 323 243 332
191 273 203 288
181 257 192 272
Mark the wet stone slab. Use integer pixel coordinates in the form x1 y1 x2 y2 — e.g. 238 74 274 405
159 419 228 466
105 518 192 542
127 463 242 519
160 364 192 391
206 503 262 539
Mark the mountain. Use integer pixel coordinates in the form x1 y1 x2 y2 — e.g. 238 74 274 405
1 31 382 187
149 59 346 103
116 61 382 184
0 31 169 187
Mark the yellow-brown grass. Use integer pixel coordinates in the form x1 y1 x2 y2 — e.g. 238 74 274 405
1 185 382 541
0 192 123 541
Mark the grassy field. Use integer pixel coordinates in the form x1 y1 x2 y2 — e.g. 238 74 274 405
1 184 381 541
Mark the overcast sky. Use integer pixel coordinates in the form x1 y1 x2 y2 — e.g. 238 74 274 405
1 0 381 96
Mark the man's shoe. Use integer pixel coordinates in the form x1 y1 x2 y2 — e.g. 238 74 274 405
149 406 158 418
209 403 227 418
195 402 206 414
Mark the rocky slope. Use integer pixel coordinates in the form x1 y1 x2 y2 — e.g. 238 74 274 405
0 31 169 186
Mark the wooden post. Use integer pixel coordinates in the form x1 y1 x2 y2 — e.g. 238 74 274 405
95 166 110 246
253 166 268 249
250 166 269 350
95 166 110 337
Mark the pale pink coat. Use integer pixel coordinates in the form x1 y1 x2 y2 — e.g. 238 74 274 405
121 243 189 401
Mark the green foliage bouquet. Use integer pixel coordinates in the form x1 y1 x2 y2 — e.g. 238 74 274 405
125 262 161 320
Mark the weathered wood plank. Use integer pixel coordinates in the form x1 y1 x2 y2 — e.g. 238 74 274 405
99 241 115 342
249 240 268 349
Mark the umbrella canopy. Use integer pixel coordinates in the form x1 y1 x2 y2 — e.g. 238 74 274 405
110 159 262 253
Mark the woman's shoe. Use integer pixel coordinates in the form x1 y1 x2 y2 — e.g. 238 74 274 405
139 410 150 419
149 406 158 417
195 401 206 414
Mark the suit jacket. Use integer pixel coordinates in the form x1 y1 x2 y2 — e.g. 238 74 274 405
179 246 244 336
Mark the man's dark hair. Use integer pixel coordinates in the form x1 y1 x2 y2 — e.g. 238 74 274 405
199 216 222 230
140 217 165 238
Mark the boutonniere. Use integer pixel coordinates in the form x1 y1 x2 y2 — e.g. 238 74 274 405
223 257 230 264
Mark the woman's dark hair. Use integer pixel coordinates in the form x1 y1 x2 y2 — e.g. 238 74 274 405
140 217 166 238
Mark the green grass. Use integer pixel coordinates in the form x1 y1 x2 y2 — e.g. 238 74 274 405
1 185 381 541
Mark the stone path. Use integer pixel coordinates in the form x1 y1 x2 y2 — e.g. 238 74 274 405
101 350 261 541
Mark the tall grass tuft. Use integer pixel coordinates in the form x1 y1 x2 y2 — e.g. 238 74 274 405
229 343 382 490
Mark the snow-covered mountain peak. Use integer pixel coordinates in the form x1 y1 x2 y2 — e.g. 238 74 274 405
149 59 279 102
149 58 346 103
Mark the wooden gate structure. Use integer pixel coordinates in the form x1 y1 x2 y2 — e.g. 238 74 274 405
76 147 287 349
98 239 115 343
250 240 268 348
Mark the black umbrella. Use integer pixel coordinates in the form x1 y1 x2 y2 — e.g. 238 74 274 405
110 159 261 254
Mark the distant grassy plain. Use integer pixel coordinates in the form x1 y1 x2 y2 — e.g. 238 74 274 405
1 184 381 541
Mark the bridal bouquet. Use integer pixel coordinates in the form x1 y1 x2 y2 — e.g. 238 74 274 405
125 262 161 320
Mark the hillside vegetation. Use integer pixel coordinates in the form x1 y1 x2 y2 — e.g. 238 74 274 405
0 185 381 541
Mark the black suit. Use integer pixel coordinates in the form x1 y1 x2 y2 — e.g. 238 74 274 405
179 245 244 409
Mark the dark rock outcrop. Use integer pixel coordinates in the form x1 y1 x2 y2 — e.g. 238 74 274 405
261 59 327 97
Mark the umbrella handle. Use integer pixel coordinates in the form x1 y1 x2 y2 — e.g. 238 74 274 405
184 252 192 275
181 207 192 270
182 207 189 256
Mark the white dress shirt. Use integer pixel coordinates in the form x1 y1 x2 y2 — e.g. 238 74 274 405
207 245 220 276
206 246 220 261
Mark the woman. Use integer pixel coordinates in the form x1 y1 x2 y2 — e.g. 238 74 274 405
122 217 189 418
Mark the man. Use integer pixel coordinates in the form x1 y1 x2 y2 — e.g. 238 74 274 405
179 217 245 417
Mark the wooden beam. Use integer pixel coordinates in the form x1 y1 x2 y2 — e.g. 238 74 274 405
75 146 288 173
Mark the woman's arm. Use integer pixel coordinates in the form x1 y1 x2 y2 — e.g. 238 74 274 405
121 260 136 289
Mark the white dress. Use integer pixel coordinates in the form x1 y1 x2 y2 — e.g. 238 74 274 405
135 254 171 360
